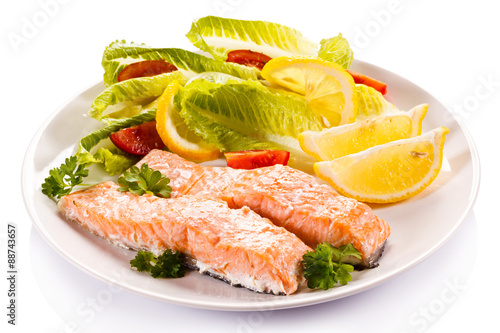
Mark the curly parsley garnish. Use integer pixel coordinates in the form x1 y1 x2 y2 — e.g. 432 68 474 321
130 249 186 278
117 163 172 198
41 156 90 201
302 242 362 290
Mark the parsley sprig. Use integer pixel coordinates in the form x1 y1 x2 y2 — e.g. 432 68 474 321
130 249 186 278
302 242 362 290
41 156 90 201
117 163 172 198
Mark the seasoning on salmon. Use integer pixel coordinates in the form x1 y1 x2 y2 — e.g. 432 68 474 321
137 149 391 268
58 181 311 295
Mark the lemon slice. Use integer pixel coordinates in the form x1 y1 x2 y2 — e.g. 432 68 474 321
261 56 357 127
314 127 449 203
156 81 221 162
299 104 428 161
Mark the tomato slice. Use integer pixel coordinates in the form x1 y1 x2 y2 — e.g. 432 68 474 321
346 70 388 95
110 121 165 156
224 150 290 169
226 50 272 70
117 60 178 82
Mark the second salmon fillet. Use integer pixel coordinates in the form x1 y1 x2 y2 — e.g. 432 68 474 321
58 181 310 295
137 150 391 268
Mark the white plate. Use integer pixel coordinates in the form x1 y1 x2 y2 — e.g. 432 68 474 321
22 60 480 311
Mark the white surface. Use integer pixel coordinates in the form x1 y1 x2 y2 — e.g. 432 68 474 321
1 0 498 331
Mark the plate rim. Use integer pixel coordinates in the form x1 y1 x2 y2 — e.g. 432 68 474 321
21 59 481 311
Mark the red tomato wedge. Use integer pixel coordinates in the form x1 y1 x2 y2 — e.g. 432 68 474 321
117 60 178 82
110 121 165 156
346 69 388 95
226 50 273 70
224 150 290 169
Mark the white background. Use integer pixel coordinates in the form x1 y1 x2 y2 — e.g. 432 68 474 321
1 0 498 332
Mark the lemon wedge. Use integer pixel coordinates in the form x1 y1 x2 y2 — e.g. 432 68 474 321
261 56 357 127
314 127 449 203
156 81 221 162
299 104 428 161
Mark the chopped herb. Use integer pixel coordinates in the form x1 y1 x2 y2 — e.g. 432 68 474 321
302 242 362 290
117 163 172 198
130 249 186 278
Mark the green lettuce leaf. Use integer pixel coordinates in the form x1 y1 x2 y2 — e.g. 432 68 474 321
178 78 323 171
89 71 186 121
355 84 398 121
186 16 318 61
318 34 353 69
91 147 137 176
76 109 157 175
185 71 245 86
102 40 260 87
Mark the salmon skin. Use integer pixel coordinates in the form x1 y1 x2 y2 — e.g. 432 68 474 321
58 181 310 295
137 150 391 268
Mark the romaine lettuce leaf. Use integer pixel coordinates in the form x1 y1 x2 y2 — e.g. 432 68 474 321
178 78 322 171
186 16 318 61
355 84 398 121
185 71 244 86
318 34 353 69
76 109 157 175
102 40 260 87
89 71 186 121
90 147 137 176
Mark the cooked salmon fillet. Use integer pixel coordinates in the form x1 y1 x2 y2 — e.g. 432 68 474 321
138 150 391 268
58 181 310 295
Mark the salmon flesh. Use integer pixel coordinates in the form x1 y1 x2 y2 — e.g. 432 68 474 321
137 150 391 268
58 181 311 295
